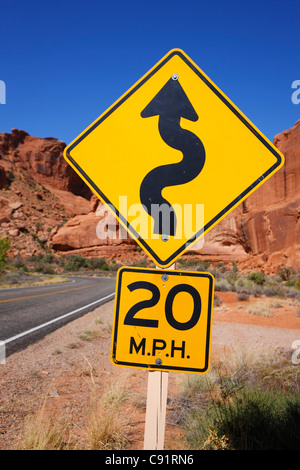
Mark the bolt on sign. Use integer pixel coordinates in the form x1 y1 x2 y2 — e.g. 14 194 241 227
64 48 284 268
111 267 214 374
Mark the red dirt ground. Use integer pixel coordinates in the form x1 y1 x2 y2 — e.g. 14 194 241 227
0 291 299 450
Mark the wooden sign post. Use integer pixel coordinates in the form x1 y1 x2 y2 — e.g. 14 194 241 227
144 263 174 450
111 264 214 450
144 369 169 450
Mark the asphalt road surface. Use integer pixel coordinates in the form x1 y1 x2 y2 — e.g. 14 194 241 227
0 276 116 356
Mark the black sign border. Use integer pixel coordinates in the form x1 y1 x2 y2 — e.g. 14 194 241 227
111 267 214 374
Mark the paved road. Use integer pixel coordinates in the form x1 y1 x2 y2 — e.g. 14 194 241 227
0 276 116 356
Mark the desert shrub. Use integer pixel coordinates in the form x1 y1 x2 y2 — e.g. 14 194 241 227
251 286 263 297
7 171 15 184
247 301 273 317
236 292 250 301
86 257 107 270
278 267 295 281
214 294 223 307
44 253 55 264
180 344 300 450
64 254 89 271
0 238 11 272
33 259 45 273
14 256 27 269
63 255 112 272
214 280 230 292
263 284 287 298
109 261 123 272
229 260 237 272
226 271 239 287
184 386 300 450
285 275 300 291
294 276 300 290
28 253 44 263
177 258 199 268
248 271 265 285
215 262 227 273
0 271 22 285
19 412 70 450
196 261 211 272
100 263 110 271
215 388 300 450
42 264 55 275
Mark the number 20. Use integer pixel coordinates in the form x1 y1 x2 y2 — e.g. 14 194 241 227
124 281 201 331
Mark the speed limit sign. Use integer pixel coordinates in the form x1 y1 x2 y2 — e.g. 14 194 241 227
111 267 214 374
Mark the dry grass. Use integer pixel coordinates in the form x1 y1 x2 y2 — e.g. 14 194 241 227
77 329 101 341
17 358 131 451
0 274 70 289
88 401 129 450
18 401 71 450
246 300 275 317
87 366 130 450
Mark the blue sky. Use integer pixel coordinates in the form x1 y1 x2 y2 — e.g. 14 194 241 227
0 0 299 144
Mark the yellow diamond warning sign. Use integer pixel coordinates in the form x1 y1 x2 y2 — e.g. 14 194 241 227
64 49 284 267
111 267 214 374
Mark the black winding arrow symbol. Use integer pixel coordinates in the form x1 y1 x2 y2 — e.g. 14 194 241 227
140 76 206 237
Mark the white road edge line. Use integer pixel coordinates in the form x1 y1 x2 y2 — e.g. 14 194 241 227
3 292 115 345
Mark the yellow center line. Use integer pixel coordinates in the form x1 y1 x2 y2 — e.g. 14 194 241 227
0 282 104 304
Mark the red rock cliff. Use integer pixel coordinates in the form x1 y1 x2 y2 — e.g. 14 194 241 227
1 122 300 272
0 129 91 198
202 120 300 271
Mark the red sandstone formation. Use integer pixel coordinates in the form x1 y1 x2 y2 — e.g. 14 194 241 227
1 121 300 272
202 119 300 272
0 129 91 198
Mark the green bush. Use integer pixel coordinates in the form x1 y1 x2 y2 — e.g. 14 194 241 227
14 256 27 269
295 276 300 290
0 238 11 272
278 267 295 281
215 388 300 450
214 294 223 307
263 284 287 298
44 253 55 264
185 387 300 450
64 254 89 271
86 257 107 270
248 271 265 285
285 275 300 291
100 263 110 271
42 264 55 275
7 171 15 184
64 254 111 272
236 292 250 301
231 261 238 273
